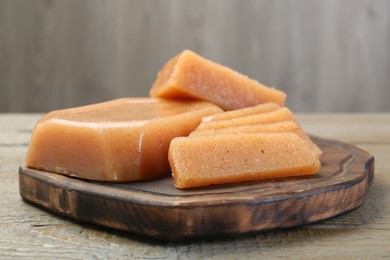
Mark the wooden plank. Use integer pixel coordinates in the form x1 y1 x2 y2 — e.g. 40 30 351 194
0 114 41 131
297 113 390 144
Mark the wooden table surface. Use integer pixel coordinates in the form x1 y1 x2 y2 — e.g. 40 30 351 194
1 113 389 259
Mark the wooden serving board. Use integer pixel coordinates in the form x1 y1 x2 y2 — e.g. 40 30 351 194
19 136 374 241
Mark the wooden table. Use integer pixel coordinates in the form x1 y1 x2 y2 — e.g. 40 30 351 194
1 113 389 258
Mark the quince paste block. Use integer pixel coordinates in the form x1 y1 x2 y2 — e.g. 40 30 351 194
190 121 322 158
195 107 295 131
25 98 222 182
169 133 321 189
149 50 286 111
204 102 280 122
191 120 303 137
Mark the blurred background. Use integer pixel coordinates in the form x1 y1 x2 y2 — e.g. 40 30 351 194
0 0 389 113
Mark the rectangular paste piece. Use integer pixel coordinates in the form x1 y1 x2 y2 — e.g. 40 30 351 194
204 102 280 122
195 107 295 131
169 133 321 189
149 50 286 110
25 98 223 182
190 121 322 158
191 120 302 136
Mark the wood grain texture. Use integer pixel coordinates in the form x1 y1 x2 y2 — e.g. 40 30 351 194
0 114 390 258
18 137 374 241
1 0 390 113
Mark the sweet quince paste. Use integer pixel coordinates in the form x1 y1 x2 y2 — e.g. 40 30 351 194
195 107 296 131
169 103 322 188
25 98 222 182
149 50 286 111
169 133 321 189
204 102 280 121
26 50 321 188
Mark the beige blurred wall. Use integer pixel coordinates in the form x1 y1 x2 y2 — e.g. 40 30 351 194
1 0 389 113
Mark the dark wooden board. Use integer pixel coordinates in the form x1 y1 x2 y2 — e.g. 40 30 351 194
19 136 374 241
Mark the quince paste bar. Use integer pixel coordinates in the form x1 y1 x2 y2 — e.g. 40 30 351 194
25 98 222 182
195 107 295 131
169 133 321 189
191 120 305 137
149 50 286 111
205 102 280 121
190 121 322 158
